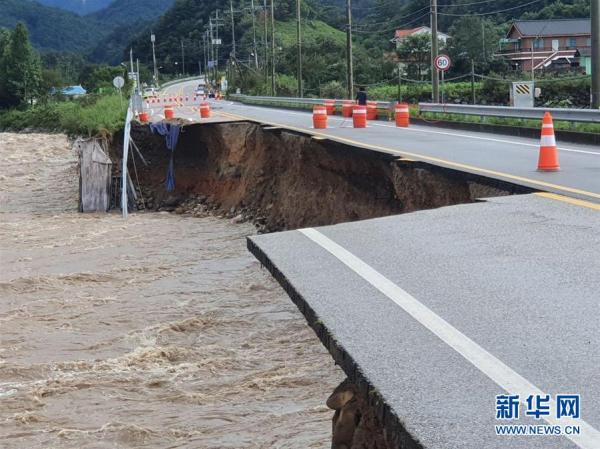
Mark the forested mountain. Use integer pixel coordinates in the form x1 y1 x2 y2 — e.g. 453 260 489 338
368 0 590 32
0 0 106 51
0 0 174 54
88 0 175 26
35 0 113 15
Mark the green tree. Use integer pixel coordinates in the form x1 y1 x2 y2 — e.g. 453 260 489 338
396 34 434 81
0 23 42 108
79 64 129 92
447 16 505 75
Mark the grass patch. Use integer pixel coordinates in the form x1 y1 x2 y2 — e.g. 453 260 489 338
0 94 127 137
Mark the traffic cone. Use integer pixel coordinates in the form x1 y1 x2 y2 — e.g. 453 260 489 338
537 112 560 171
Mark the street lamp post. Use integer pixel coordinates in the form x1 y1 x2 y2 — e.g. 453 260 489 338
151 33 158 87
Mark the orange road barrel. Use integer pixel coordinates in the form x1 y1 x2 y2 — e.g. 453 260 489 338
395 102 410 127
342 101 353 118
200 102 211 118
164 105 174 120
324 99 335 115
313 105 328 129
353 105 367 128
138 111 149 123
367 101 378 120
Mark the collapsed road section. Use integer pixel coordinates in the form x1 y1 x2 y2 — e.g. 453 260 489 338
248 194 600 449
114 119 550 448
124 120 530 232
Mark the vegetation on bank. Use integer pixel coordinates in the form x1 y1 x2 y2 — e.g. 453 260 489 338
0 23 131 137
0 94 127 136
367 76 593 108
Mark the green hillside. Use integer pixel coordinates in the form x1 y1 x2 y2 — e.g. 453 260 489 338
0 0 176 55
36 0 113 15
88 0 175 26
0 0 107 52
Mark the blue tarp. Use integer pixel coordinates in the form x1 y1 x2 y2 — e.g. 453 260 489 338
149 123 181 192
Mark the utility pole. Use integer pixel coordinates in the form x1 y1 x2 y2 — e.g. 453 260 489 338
270 0 275 95
229 0 236 59
592 0 600 108
531 41 535 82
216 10 221 77
151 33 158 86
296 0 302 97
181 39 185 76
471 59 475 105
430 0 439 103
397 63 402 101
209 19 215 84
251 0 259 68
346 0 354 99
263 0 268 85
202 33 207 77
129 48 136 92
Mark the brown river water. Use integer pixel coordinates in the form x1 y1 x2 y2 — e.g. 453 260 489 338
0 133 343 449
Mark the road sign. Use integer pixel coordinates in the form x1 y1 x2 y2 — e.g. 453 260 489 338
434 54 452 72
113 76 125 89
127 72 138 81
511 81 534 108
212 39 222 45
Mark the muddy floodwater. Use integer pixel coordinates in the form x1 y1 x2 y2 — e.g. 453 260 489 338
0 133 343 448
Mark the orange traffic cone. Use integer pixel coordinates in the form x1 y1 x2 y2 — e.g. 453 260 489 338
537 112 560 171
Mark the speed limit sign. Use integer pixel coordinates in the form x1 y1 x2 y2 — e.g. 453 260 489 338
434 54 452 72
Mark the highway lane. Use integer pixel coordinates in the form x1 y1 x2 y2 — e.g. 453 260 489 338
217 101 600 204
249 193 600 449
151 79 600 204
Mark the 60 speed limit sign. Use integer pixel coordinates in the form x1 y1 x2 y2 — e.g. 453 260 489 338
434 54 452 72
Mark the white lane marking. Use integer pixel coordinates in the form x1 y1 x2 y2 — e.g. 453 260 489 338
298 227 600 449
232 104 600 156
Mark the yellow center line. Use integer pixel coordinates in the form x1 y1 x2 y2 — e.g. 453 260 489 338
534 192 600 211
220 109 600 206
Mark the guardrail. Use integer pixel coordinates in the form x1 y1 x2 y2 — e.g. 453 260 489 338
160 76 204 89
419 103 600 123
229 94 600 124
229 94 393 111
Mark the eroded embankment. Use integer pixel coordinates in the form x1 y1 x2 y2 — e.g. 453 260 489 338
126 121 530 232
119 122 532 448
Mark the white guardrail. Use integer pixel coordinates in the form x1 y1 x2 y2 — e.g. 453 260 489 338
418 103 600 124
160 76 204 89
229 94 600 123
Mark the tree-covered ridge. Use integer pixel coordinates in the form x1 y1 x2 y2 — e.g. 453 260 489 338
368 0 590 32
35 0 113 15
0 0 107 51
0 0 175 54
88 0 175 26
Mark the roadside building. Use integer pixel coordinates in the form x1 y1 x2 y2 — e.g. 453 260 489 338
391 26 450 50
498 19 591 73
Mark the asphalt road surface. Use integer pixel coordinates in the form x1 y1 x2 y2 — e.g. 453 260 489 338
249 194 600 449
154 78 600 204
156 80 600 448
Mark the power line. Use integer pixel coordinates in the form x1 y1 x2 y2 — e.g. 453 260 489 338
437 0 546 16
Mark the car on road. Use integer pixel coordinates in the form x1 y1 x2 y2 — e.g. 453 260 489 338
195 85 205 96
143 87 157 98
